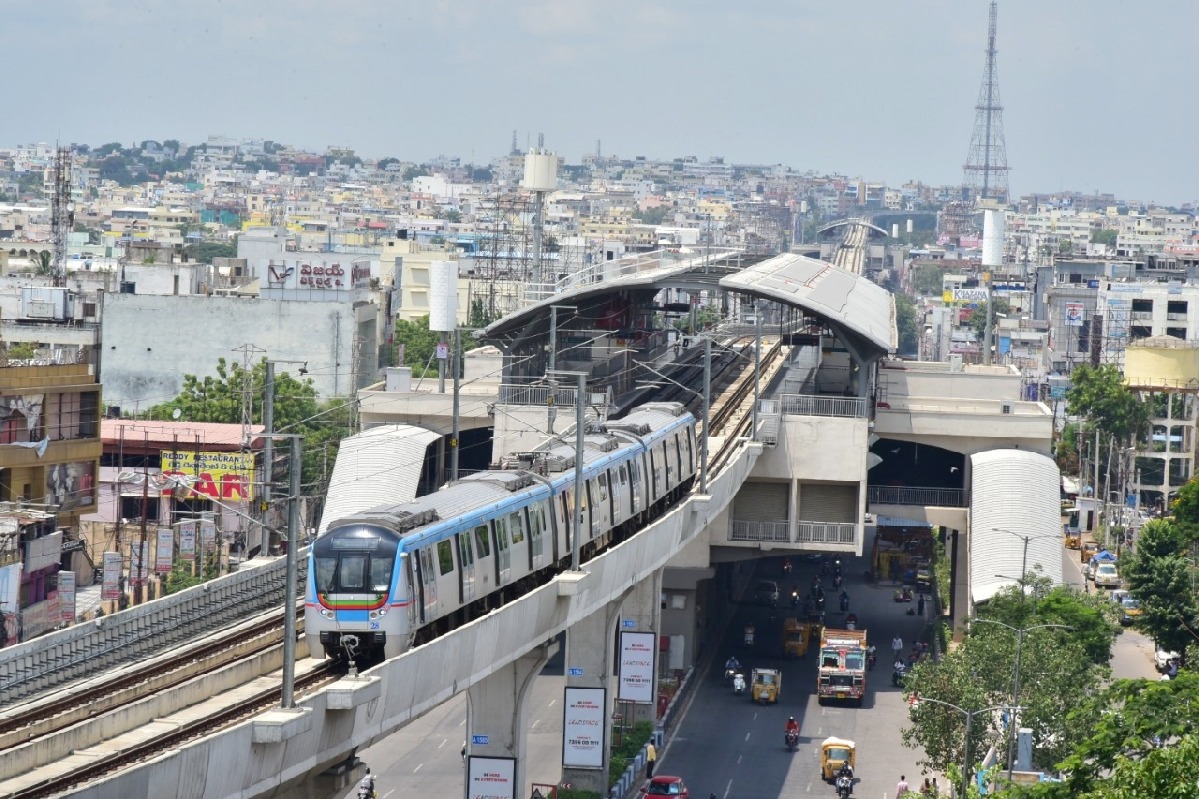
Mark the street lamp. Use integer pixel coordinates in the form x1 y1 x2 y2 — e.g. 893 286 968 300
971 618 1073 781
991 528 1061 603
910 695 1013 799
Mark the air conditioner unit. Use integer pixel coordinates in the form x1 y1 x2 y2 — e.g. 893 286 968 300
1001 402 1012 414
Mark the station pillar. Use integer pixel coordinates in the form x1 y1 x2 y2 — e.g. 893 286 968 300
465 642 553 799
618 569 662 728
560 597 624 794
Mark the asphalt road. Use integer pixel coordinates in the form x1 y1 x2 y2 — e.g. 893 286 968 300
345 543 1161 799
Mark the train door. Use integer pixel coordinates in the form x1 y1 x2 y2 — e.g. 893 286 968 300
494 516 512 584
559 492 571 562
457 531 476 605
649 449 661 504
417 547 438 622
595 473 611 532
614 463 628 525
472 523 492 591
631 455 644 513
506 510 528 575
528 502 545 568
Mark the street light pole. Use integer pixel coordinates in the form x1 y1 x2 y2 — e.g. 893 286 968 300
451 327 461 481
282 434 301 709
911 697 1012 799
972 618 1072 781
701 337 710 493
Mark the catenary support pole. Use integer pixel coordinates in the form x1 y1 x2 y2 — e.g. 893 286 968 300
281 435 301 709
451 327 461 481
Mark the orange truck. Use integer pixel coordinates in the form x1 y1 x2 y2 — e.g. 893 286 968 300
817 628 868 705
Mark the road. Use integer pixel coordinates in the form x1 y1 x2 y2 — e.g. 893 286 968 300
346 543 1160 799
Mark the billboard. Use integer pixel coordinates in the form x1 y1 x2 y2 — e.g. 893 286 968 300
162 451 255 501
101 552 122 600
45 461 95 511
562 687 606 768
1065 303 1084 327
950 288 989 303
178 520 197 561
156 528 175 573
618 631 656 703
58 571 75 623
467 757 516 799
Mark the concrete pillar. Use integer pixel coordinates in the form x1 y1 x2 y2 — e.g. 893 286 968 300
787 478 798 543
619 570 662 727
465 642 553 799
561 598 624 794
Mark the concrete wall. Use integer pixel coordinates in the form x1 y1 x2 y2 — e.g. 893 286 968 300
99 293 377 410
751 415 867 482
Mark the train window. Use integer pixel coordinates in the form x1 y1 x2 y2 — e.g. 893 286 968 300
436 540 454 575
336 556 367 590
495 516 509 550
598 473 608 501
458 533 474 567
508 511 524 544
683 430 694 471
530 503 544 558
473 524 491 557
618 464 628 487
370 554 394 591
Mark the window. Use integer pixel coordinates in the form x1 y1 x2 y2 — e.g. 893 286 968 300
458 533 474 567
508 511 524 544
597 473 608 502
420 548 436 587
473 524 490 557
1166 327 1187 339
529 502 544 558
436 539 454 575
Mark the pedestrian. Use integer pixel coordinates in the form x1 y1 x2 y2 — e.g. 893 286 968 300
892 635 903 662
921 777 933 795
645 741 657 778
917 594 926 616
896 775 910 797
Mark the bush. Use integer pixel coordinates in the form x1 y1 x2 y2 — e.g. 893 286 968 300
557 788 601 799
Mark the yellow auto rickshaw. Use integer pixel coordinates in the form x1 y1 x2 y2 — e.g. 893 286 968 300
1081 540 1098 563
750 667 781 704
820 737 856 781
783 618 811 659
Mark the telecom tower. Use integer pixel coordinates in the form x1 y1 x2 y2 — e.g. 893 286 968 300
50 146 73 287
962 0 1010 204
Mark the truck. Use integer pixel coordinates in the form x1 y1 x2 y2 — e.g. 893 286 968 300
816 628 868 706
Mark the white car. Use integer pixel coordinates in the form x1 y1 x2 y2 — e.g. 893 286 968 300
1093 562 1120 589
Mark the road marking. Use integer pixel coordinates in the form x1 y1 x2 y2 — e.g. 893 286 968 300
532 719 541 730
548 699 557 708
724 779 733 799
438 739 446 749
744 732 751 741
414 763 423 773
382 791 396 798
737 754 742 764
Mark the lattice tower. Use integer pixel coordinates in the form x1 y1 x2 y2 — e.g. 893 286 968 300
962 1 1010 204
50 147 73 287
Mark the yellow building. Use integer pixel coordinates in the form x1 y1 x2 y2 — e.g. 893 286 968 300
1124 337 1199 512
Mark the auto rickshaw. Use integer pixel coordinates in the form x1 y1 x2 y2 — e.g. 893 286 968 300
750 667 781 704
1081 540 1098 564
783 618 811 658
1064 524 1080 550
820 737 856 781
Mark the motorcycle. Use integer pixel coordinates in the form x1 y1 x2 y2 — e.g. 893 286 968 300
785 729 799 752
358 784 377 799
791 588 801 608
832 573 843 589
782 558 793 576
839 593 850 612
834 774 853 798
724 666 738 682
733 673 746 695
892 663 907 688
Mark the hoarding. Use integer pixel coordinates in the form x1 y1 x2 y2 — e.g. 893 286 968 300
162 451 255 501
101 552 122 600
562 687 606 768
178 520 197 561
466 756 516 799
131 541 149 585
1066 303 1084 327
58 571 75 623
200 520 217 550
45 461 95 511
951 288 989 303
155 528 174 573
618 631 656 703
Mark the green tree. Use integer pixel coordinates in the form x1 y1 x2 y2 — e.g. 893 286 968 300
440 209 462 224
966 299 1011 339
403 166 430 181
1066 364 1150 445
894 293 920 357
638 206 671 225
1091 229 1118 246
183 241 238 262
29 250 52 275
1170 475 1199 532
1119 518 1199 660
979 577 1120 666
909 264 946 296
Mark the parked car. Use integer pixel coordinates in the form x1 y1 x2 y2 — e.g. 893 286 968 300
1093 562 1121 589
754 580 780 606
642 776 689 799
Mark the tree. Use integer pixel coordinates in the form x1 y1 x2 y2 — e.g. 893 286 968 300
1170 476 1199 533
393 315 482 377
1066 364 1150 445
440 209 462 224
1119 518 1199 660
1091 229 1118 246
403 166 430 182
979 577 1120 666
183 241 238 262
966 299 1010 339
638 206 671 225
909 264 946 296
894 293 920 357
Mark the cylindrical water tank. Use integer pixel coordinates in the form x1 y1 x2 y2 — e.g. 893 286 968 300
522 150 558 192
800 200 809 214
428 260 459 332
982 209 1005 268
891 223 899 238
906 219 913 234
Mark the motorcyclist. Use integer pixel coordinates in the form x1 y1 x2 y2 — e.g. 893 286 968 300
357 767 376 799
835 762 854 796
732 672 746 693
725 656 741 674
785 716 800 736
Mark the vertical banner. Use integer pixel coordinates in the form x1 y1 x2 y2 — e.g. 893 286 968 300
155 528 174 573
101 552 122 600
58 571 76 623
200 520 217 551
131 541 149 585
466 757 516 799
1066 303 1084 327
562 687 606 768
178 520 197 561
618 631 657 703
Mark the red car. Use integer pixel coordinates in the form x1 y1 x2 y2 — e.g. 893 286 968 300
642 776 688 799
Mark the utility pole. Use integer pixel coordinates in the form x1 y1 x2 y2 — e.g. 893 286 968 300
136 430 149 605
451 327 461 481
701 337 710 493
547 305 576 434
281 434 301 709
262 361 275 557
572 372 585 572
753 302 762 438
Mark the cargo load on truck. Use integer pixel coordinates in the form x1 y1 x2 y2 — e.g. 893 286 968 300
817 628 867 706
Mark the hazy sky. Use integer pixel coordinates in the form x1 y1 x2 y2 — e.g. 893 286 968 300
3 1 1194 205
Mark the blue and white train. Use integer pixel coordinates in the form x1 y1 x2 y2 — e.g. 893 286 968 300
305 403 698 662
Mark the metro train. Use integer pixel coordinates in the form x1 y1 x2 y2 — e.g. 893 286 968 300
305 402 698 662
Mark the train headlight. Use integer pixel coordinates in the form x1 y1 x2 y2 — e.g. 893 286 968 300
320 608 331 617
369 610 379 619
378 609 386 616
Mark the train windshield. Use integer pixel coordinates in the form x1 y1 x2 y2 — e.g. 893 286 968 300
314 528 398 594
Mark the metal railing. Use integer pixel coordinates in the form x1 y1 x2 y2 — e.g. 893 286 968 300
795 521 857 545
757 400 780 446
729 519 790 542
867 486 968 507
728 519 858 545
780 393 867 418
497 384 579 406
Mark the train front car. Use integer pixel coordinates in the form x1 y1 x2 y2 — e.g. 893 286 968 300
305 522 408 663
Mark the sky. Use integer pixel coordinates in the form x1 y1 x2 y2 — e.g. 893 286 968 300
2 0 1195 205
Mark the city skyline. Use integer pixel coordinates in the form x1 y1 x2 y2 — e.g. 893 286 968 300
2 0 1196 205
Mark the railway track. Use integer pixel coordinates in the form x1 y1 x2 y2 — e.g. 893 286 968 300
708 338 784 474
0 605 319 798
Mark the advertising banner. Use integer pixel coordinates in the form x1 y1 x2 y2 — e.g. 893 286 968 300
101 552 122 600
131 541 149 585
156 528 175 573
951 288 989 303
162 451 255 501
178 520 197 561
1066 303 1084 327
562 687 606 768
466 756 516 799
58 571 75 623
200 520 217 550
45 461 96 511
1 561 21 643
618 631 656 703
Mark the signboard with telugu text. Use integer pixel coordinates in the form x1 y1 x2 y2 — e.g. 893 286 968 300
562 687 606 768
618 631 656 704
162 451 255 501
178 520 196 561
101 552 122 600
58 571 75 623
156 528 174 573
467 756 516 799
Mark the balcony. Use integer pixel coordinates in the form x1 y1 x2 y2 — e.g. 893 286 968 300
867 486 967 507
729 518 857 546
780 394 868 418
